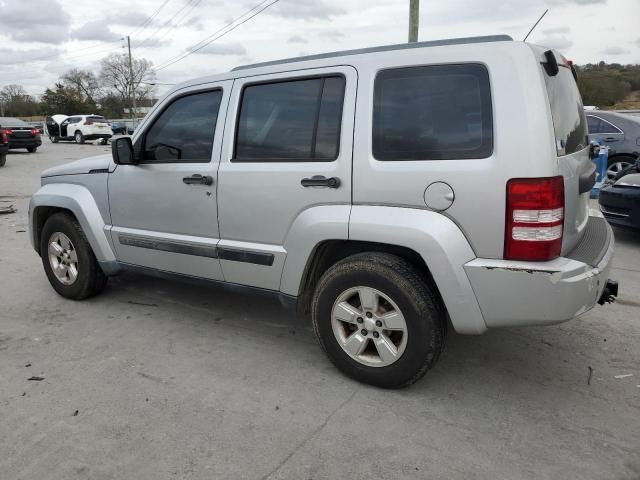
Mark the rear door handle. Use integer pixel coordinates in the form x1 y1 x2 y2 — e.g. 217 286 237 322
301 175 341 188
183 174 214 186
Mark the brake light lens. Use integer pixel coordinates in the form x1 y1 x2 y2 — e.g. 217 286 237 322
504 177 564 261
30 128 39 136
0 129 7 144
3 128 13 136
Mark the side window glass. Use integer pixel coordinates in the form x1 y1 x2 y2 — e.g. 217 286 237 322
143 90 222 163
598 119 620 134
586 116 600 134
234 75 345 162
373 64 493 161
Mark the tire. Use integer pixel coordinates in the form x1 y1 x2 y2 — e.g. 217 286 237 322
74 131 85 144
312 252 446 389
27 146 37 153
50 136 59 144
606 155 635 181
40 212 107 300
0 154 6 167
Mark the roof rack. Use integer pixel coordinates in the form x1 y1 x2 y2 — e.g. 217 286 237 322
232 34 513 72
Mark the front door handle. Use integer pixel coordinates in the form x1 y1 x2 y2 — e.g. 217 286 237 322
183 174 214 186
301 175 341 188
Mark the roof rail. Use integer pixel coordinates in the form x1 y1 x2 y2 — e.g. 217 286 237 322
232 35 513 72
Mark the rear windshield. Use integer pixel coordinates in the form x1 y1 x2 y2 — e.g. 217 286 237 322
88 116 107 122
543 66 588 156
0 117 27 126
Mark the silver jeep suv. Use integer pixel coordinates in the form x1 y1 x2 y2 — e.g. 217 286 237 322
29 36 617 388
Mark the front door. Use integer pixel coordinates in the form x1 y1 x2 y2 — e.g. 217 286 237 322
217 67 356 290
108 82 231 280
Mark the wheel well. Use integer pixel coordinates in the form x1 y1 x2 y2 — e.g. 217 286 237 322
33 206 74 255
296 240 440 316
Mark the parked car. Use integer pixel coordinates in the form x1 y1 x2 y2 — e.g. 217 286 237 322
0 127 8 167
585 111 640 180
599 155 640 229
45 114 113 144
110 121 134 135
29 36 617 388
0 117 42 152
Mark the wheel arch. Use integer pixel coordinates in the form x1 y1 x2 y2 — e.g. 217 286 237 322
29 184 116 266
285 205 488 335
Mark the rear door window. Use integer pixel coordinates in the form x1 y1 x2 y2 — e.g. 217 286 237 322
234 75 345 162
543 67 588 156
372 64 493 161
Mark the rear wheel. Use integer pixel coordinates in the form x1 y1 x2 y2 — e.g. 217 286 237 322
27 146 37 153
74 131 85 144
0 154 6 167
49 136 59 143
40 212 107 300
312 252 446 389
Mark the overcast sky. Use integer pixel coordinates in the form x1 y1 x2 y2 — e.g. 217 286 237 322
0 0 638 97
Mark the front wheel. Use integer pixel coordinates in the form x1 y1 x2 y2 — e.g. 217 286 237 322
27 146 37 153
40 212 107 300
312 252 446 389
74 131 85 144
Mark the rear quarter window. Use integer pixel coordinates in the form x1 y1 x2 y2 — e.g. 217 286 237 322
372 63 493 161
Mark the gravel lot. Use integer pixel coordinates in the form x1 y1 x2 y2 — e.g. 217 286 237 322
1 142 639 480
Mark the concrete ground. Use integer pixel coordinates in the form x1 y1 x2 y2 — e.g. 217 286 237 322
1 141 639 480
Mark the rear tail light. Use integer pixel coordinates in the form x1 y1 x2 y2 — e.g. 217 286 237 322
504 176 564 261
30 128 39 136
3 128 13 136
1 129 7 144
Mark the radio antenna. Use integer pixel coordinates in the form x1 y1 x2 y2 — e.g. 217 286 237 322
523 9 549 41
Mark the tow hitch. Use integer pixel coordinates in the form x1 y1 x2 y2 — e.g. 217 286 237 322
598 279 618 305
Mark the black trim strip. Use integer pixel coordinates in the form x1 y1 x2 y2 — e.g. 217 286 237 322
88 168 109 174
119 235 219 258
117 234 275 266
218 247 274 266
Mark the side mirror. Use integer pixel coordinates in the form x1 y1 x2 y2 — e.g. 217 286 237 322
112 137 137 165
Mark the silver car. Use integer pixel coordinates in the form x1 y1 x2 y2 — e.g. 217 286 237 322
29 35 617 388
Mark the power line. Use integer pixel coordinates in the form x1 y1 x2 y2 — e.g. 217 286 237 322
154 0 279 72
129 0 171 37
152 0 203 45
134 0 198 49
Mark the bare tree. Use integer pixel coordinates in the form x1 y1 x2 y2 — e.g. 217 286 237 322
100 53 156 109
61 69 102 106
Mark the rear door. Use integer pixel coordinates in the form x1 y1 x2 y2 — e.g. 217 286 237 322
541 55 592 253
216 66 356 290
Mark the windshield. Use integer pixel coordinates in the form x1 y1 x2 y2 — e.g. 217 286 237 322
88 116 107 122
543 66 588 156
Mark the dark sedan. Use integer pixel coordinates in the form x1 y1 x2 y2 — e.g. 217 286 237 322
600 170 640 230
110 121 134 135
0 117 42 152
586 111 640 180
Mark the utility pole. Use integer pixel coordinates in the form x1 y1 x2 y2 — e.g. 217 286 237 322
126 36 137 122
408 0 419 43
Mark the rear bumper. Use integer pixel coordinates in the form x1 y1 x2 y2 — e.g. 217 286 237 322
84 134 112 140
464 212 615 328
8 137 42 148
